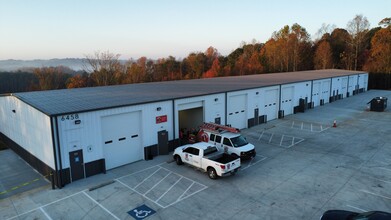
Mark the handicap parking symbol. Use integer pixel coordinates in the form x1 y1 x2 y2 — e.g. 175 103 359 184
128 204 156 219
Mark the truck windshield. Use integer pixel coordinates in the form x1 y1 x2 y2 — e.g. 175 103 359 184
204 146 218 156
231 135 248 148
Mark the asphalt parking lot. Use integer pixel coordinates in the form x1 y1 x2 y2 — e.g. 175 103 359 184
1 89 391 220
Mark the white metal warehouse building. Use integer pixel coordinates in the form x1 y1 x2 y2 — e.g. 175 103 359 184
0 69 368 187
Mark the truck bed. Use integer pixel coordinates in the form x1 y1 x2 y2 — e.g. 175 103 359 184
208 153 239 164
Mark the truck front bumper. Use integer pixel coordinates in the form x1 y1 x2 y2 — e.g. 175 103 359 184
240 149 256 160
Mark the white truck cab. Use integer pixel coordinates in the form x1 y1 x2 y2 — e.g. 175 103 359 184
197 122 256 159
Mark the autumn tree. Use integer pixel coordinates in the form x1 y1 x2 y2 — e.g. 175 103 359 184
262 24 312 72
153 56 181 81
183 52 207 79
85 51 123 86
329 28 353 69
314 40 333 69
379 17 391 28
33 66 71 90
66 73 90 88
203 58 221 78
347 14 370 70
123 57 150 84
364 27 391 73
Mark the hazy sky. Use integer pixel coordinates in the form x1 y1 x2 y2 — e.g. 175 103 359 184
0 0 389 60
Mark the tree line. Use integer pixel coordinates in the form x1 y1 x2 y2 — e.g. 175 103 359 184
0 15 390 94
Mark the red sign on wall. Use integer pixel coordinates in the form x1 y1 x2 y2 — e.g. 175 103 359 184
156 115 167 124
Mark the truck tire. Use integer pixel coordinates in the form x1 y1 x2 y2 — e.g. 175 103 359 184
207 168 218 179
175 155 183 165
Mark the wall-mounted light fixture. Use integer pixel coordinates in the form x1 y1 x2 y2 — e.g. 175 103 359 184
256 92 259 95
75 120 81 124
214 98 219 102
12 110 16 113
156 107 162 111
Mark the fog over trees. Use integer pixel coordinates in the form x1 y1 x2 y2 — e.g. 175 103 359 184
1 15 390 94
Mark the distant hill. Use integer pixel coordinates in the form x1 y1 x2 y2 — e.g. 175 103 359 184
0 58 86 72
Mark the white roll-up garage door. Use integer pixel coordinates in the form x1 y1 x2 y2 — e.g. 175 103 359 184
281 86 294 115
264 88 279 121
312 81 321 107
101 111 142 170
227 94 247 129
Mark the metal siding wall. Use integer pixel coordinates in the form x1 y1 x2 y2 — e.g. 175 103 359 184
331 77 341 96
0 96 54 168
348 75 358 95
57 101 173 169
174 94 225 138
358 74 368 90
284 81 311 107
341 77 348 97
331 76 348 98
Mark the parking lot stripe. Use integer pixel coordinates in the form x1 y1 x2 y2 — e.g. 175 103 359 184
370 177 391 184
360 189 391 200
177 182 195 201
82 191 120 220
6 191 84 220
143 172 172 196
165 183 207 209
39 207 52 220
155 177 183 203
269 133 274 143
378 167 391 172
280 135 284 147
116 179 165 208
117 163 165 180
133 167 162 189
258 131 264 141
241 155 267 171
346 205 367 212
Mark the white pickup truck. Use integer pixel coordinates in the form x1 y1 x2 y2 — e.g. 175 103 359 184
173 142 241 179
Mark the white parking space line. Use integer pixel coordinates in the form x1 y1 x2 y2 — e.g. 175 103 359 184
116 165 207 209
241 155 267 171
7 191 84 220
156 177 183 203
117 162 166 180
269 133 274 143
166 183 208 209
360 189 391 200
39 207 53 220
370 177 391 184
82 191 120 220
378 167 391 172
279 120 329 132
245 131 304 149
143 171 172 196
346 204 367 212
133 167 163 189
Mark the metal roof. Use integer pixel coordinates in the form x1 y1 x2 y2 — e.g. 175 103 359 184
11 69 366 116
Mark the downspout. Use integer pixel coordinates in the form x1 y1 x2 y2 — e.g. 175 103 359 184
172 100 176 145
49 117 58 189
54 117 63 188
225 92 228 125
310 80 313 108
